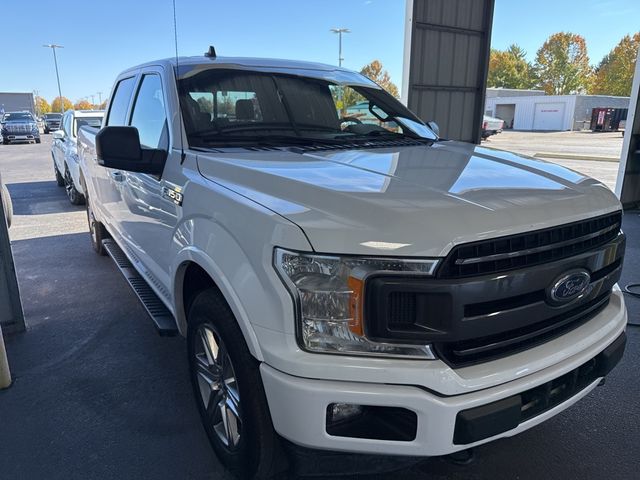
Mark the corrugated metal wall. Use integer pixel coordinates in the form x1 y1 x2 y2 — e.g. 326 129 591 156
403 0 494 143
0 93 35 115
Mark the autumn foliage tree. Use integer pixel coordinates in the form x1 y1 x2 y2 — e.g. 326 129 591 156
591 32 640 96
74 99 93 110
50 96 73 113
487 44 537 89
360 60 399 98
534 32 592 95
35 96 51 115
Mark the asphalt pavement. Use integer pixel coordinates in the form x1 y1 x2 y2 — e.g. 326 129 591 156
0 137 639 479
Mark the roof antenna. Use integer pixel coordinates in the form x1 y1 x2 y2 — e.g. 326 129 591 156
205 46 217 58
172 0 186 164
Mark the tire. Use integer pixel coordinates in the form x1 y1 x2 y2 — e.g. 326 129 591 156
1 183 12 228
84 188 108 255
187 289 287 480
44 127 50 134
36 138 41 144
53 159 65 187
64 167 85 205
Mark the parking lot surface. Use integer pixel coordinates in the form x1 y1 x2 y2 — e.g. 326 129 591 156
485 131 623 190
1 137 639 479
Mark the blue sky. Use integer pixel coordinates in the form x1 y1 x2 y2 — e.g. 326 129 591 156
2 0 638 103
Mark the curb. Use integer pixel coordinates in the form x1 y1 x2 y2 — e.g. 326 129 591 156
533 152 619 162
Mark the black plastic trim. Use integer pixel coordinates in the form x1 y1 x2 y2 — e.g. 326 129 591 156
453 332 626 444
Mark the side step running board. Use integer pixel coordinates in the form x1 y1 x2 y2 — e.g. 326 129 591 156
102 239 178 336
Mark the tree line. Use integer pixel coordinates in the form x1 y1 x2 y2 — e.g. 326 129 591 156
488 32 640 96
34 96 107 116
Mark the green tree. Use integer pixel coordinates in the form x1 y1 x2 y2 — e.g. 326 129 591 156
35 96 51 115
487 44 537 89
50 96 73 113
534 32 592 94
591 33 640 96
360 60 399 98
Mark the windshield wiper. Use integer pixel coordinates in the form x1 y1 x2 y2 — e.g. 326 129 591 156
192 134 342 147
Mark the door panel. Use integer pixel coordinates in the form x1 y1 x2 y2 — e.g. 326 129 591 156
112 70 179 296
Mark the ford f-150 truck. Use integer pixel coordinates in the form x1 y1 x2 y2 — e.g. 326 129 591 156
77 52 627 479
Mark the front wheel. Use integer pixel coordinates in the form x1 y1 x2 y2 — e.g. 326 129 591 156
35 138 41 144
188 289 287 479
85 190 107 255
53 159 65 186
64 168 85 205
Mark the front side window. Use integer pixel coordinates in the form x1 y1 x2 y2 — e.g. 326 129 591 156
62 113 72 136
129 74 167 149
106 76 136 126
178 69 437 148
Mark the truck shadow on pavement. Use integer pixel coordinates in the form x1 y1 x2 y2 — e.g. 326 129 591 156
6 181 84 216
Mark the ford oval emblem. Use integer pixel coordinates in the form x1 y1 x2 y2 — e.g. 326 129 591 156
549 270 591 304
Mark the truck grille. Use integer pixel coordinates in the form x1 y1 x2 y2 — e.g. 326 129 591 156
437 212 622 279
5 124 32 134
434 291 611 367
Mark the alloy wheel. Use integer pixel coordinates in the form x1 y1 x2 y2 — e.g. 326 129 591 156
194 324 242 450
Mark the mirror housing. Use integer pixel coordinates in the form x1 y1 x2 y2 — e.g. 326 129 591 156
95 126 166 176
52 130 65 140
426 121 440 137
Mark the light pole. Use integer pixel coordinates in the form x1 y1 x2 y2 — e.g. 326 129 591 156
97 91 103 107
90 94 96 107
43 44 64 113
330 28 350 67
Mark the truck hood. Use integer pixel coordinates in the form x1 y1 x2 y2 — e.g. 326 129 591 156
196 140 621 257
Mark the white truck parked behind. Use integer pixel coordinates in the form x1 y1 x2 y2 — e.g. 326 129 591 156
52 110 104 204
77 51 628 480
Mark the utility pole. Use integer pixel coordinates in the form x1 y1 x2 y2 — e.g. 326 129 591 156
90 94 96 107
330 28 350 67
43 44 64 113
97 91 103 107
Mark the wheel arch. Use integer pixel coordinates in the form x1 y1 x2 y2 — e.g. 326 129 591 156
173 249 264 362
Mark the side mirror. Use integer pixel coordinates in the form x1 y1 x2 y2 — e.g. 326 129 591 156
95 126 166 175
52 130 65 140
427 121 440 137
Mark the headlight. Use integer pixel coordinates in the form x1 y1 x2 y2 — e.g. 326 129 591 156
274 248 439 359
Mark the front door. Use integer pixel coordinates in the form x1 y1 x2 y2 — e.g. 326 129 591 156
114 69 180 297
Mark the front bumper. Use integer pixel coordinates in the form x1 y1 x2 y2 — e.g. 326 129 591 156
261 308 626 456
3 132 39 142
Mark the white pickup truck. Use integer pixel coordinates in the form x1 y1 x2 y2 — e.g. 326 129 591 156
52 110 104 204
77 52 628 479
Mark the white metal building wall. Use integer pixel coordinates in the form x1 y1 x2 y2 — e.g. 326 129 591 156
485 95 576 130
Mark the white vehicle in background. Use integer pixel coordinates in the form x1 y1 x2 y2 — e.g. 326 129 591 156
52 110 104 204
481 115 505 139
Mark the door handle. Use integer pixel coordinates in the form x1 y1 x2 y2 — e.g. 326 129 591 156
111 171 125 182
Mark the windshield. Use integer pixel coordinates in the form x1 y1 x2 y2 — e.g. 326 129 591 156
4 112 34 122
74 116 103 136
45 113 62 119
178 69 437 148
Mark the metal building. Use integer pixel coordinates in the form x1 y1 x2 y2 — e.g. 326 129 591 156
485 94 630 131
0 92 36 115
402 0 494 143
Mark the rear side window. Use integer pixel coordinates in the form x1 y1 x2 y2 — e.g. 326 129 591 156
129 74 167 149
106 76 136 126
